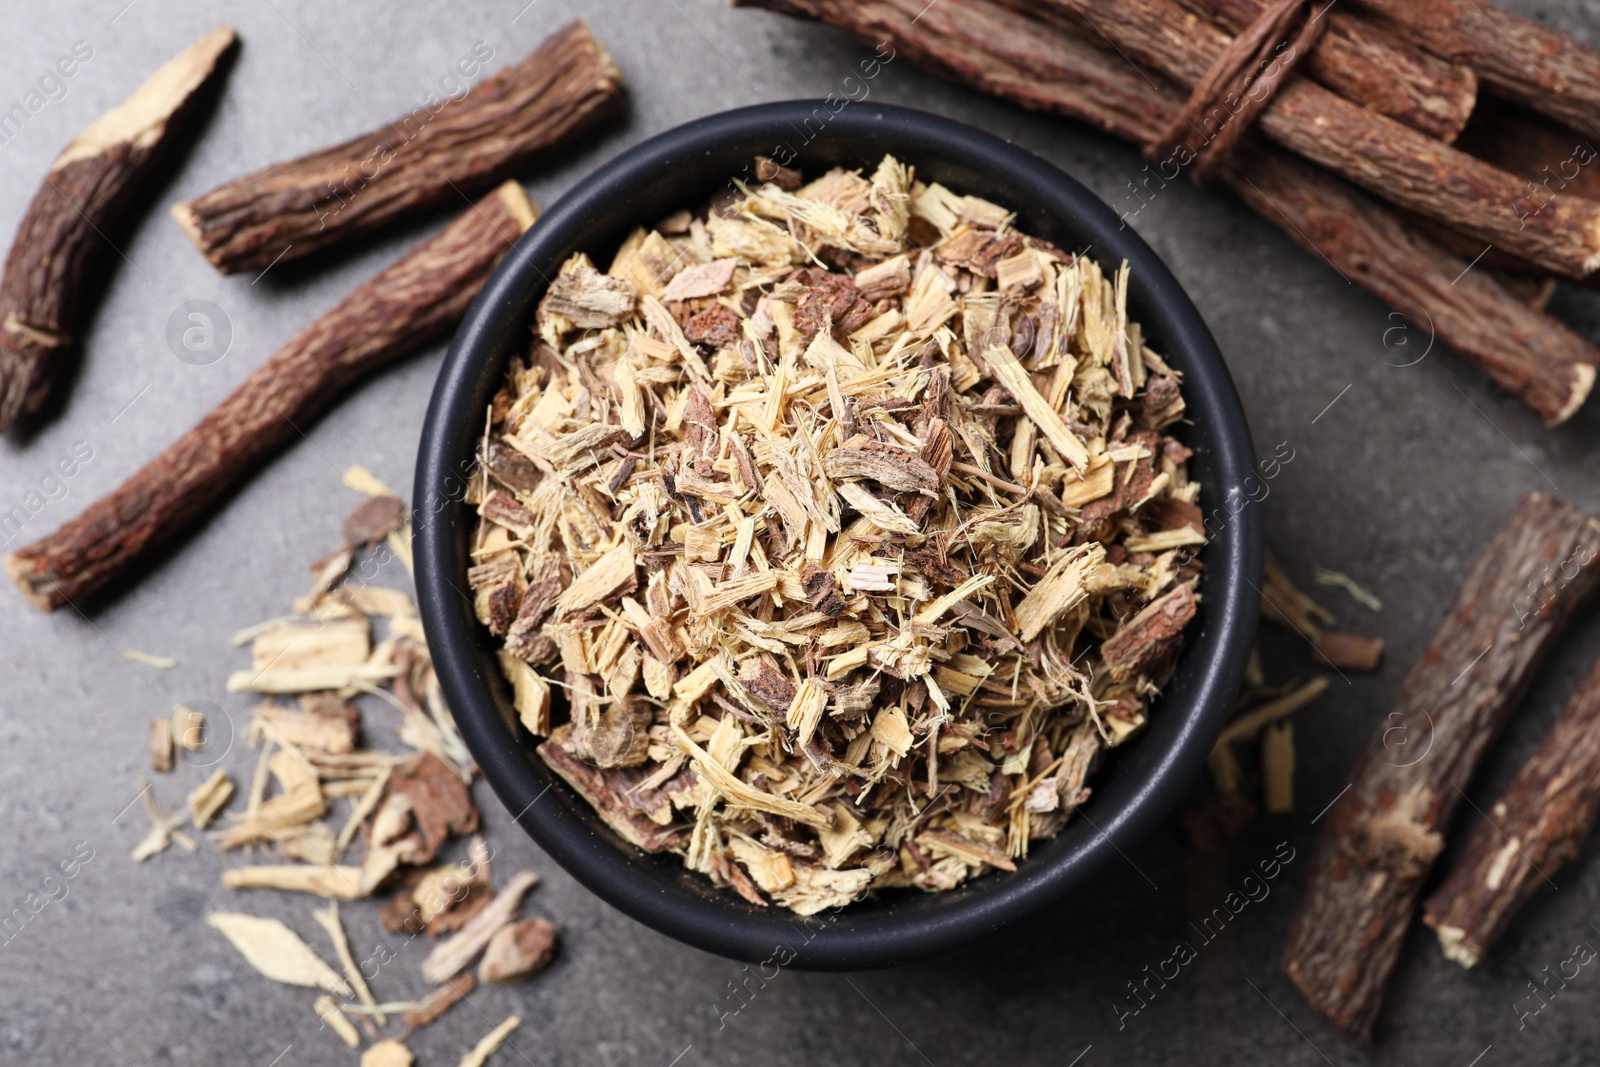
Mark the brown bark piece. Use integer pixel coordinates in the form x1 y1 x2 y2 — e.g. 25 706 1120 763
1190 0 1476 141
732 0 1600 424
1282 493 1600 1041
343 494 406 547
1311 630 1384 672
937 230 1025 278
793 269 873 343
1352 0 1600 137
173 22 620 274
478 918 558 982
402 973 475 1032
1101 583 1197 682
380 889 427 937
565 694 653 769
388 753 480 863
683 303 743 347
426 883 493 936
739 657 798 713
1422 650 1600 968
1013 0 1600 277
0 27 236 431
801 562 846 618
6 182 538 611
823 445 941 495
482 491 536 536
538 262 636 329
481 440 542 494
537 730 692 852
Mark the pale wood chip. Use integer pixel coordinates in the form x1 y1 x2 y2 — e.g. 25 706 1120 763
672 725 830 828
314 901 385 1025
206 912 352 995
227 662 399 694
1012 544 1104 642
553 541 635 618
661 258 738 301
984 344 1087 470
362 1040 415 1067
458 1015 522 1067
222 865 366 900
314 995 361 1047
149 718 173 773
1262 722 1294 814
187 769 234 829
344 465 397 498
122 649 176 668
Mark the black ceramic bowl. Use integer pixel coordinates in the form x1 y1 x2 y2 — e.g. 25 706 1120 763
416 101 1262 969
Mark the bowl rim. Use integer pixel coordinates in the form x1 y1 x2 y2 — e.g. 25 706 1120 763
415 100 1263 969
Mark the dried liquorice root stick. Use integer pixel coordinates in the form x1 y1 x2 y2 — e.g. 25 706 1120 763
0 26 236 432
1190 0 1477 141
173 20 617 274
1013 0 1600 277
1353 0 1600 137
1282 493 1600 1041
5 182 537 611
733 0 1600 424
1450 98 1600 295
1455 98 1600 206
1422 649 1600 968
1229 148 1597 425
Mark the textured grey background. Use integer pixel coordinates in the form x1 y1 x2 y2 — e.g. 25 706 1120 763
5 1 1600 1064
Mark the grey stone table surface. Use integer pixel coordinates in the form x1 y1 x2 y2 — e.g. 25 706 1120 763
6 1 1600 1064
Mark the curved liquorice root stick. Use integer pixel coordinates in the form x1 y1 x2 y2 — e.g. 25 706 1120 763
0 26 237 433
5 182 538 611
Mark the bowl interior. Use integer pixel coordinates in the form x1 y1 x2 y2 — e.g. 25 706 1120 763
415 101 1262 968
